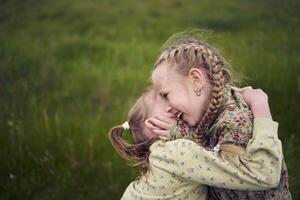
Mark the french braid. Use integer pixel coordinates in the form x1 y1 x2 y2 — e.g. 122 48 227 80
154 38 231 144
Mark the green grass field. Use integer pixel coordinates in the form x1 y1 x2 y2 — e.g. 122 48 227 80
0 0 299 199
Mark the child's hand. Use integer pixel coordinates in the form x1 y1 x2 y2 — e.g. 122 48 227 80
145 116 177 141
233 86 273 120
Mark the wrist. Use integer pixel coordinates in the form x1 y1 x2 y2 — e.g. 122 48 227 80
251 103 273 120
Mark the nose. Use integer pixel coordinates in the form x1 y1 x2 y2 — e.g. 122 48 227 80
165 106 178 117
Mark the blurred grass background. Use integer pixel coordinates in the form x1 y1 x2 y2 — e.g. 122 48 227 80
0 0 299 199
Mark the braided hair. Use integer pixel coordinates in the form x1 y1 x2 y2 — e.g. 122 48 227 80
154 38 232 144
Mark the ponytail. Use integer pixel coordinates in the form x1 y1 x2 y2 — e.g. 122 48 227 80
219 143 245 156
109 87 156 175
109 125 153 175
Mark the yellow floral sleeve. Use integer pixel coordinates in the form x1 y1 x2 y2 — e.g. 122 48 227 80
150 118 282 190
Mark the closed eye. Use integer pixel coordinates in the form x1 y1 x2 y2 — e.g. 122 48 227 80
160 92 169 99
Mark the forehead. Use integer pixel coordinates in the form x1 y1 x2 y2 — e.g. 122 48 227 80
152 62 181 90
144 89 155 104
151 63 168 85
142 90 160 116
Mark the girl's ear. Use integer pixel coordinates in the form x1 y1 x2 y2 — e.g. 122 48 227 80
188 68 204 89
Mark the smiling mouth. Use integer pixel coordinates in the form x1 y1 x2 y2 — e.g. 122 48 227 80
176 112 183 120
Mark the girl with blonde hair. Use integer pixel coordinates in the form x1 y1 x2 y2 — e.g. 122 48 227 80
149 37 291 199
109 86 284 199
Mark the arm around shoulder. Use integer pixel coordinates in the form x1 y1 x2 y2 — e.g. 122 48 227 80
241 118 283 187
149 118 283 190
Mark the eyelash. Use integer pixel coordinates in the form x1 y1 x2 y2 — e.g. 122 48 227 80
160 92 168 99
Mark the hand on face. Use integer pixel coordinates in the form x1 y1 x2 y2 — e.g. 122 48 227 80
145 116 177 141
144 92 177 141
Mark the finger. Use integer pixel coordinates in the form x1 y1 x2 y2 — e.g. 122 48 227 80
233 86 253 94
155 116 177 127
159 136 169 141
145 119 160 130
231 86 241 91
148 117 173 130
242 86 253 90
153 129 170 138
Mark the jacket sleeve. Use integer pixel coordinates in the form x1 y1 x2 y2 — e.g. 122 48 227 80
149 118 282 190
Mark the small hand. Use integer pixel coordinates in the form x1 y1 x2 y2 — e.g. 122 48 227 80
232 86 272 120
145 116 176 141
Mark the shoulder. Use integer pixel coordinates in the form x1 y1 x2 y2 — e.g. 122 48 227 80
150 139 205 158
150 139 198 151
209 88 254 146
221 90 252 122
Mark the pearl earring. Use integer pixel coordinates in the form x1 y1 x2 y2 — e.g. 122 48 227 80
195 89 201 96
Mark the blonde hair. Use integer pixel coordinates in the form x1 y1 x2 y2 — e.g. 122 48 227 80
220 143 245 156
108 88 156 176
154 37 244 155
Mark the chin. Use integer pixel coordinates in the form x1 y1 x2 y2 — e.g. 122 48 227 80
182 115 197 126
189 122 197 126
186 118 197 126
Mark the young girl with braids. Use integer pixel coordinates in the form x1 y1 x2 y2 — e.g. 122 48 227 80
150 37 291 199
109 86 284 199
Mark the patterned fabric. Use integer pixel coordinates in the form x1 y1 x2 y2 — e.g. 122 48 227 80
122 119 283 200
204 86 253 148
170 86 292 200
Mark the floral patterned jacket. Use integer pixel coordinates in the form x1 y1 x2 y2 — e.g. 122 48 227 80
170 86 292 200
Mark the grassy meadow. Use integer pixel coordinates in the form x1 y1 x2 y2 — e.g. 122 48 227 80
0 0 299 199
